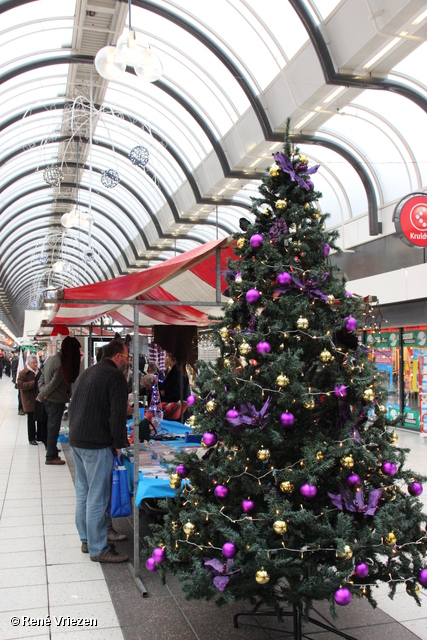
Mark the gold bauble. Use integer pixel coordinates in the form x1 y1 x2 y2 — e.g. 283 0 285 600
279 343 285 350
389 431 398 444
316 451 324 461
183 522 196 536
269 163 281 177
377 404 386 413
170 473 182 489
223 358 232 368
206 400 217 412
384 532 396 546
341 455 354 469
219 327 229 339
296 317 309 330
327 295 335 305
237 237 245 249
257 448 270 462
276 373 290 387
171 521 179 532
406 582 420 596
255 568 270 584
276 198 288 209
187 415 196 426
280 481 294 494
235 274 242 284
239 341 251 356
273 520 287 534
339 545 353 560
363 388 375 402
304 203 311 210
304 399 315 410
299 154 308 164
319 349 332 363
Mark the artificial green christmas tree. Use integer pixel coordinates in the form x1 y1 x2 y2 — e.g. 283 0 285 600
146 122 427 621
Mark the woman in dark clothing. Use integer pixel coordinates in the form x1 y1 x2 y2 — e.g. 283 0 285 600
34 368 48 446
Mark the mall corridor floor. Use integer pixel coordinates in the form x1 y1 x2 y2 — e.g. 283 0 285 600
0 375 426 640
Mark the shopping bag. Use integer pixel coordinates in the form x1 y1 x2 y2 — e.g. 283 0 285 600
111 455 133 518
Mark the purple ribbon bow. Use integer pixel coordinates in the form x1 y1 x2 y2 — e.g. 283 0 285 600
204 558 241 591
275 272 330 302
328 482 382 516
225 397 272 433
273 152 320 190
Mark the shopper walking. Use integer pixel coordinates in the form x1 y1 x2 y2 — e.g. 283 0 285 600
68 339 130 564
37 336 81 465
16 353 38 445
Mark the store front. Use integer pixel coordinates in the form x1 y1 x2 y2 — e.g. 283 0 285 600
364 327 427 434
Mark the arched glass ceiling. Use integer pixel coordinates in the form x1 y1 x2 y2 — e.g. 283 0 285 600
1 0 427 335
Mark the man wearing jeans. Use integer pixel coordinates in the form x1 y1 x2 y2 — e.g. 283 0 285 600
37 350 70 464
68 339 130 564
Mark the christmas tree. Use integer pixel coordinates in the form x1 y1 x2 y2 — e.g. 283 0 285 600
146 121 427 617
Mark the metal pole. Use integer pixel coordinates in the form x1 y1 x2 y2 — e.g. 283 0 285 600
133 304 140 577
215 248 221 303
399 327 404 417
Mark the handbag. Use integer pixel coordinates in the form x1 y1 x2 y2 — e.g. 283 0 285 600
111 455 133 518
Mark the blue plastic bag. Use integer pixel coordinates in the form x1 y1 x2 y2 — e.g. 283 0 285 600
111 455 132 518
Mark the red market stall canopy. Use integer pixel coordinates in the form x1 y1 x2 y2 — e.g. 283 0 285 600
48 237 235 328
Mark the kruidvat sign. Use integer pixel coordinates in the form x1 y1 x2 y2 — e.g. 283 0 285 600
393 192 427 248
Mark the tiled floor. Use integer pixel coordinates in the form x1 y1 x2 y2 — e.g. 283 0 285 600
0 375 426 640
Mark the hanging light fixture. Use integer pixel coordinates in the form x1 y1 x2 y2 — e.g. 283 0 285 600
94 45 127 80
95 0 163 83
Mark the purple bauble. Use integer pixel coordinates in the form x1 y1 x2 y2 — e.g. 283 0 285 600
280 412 295 427
187 394 196 406
152 547 166 564
175 464 189 478
345 290 352 297
300 483 317 499
235 272 242 281
146 557 157 572
203 432 218 447
250 233 264 248
408 482 423 497
323 244 330 256
226 408 239 421
417 568 427 588
257 341 271 354
246 289 260 304
241 499 255 514
345 316 357 331
222 542 237 559
277 272 291 286
347 473 361 488
214 484 229 500
334 385 347 398
334 587 352 606
382 461 397 477
354 563 369 578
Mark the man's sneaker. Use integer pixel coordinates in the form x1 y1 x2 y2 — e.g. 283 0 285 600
45 457 66 465
90 548 128 563
107 529 128 542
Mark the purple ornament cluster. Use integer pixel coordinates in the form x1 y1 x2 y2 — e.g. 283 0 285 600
146 546 166 571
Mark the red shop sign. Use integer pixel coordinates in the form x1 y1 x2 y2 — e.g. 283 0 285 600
393 192 427 248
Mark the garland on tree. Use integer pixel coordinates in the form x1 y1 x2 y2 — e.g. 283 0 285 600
145 120 427 617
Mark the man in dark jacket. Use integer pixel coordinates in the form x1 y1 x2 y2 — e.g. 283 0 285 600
37 352 70 465
17 354 38 445
68 339 130 564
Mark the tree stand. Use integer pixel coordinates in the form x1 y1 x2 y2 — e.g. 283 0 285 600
233 604 358 640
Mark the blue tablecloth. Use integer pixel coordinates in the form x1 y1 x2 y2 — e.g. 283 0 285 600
123 419 199 506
